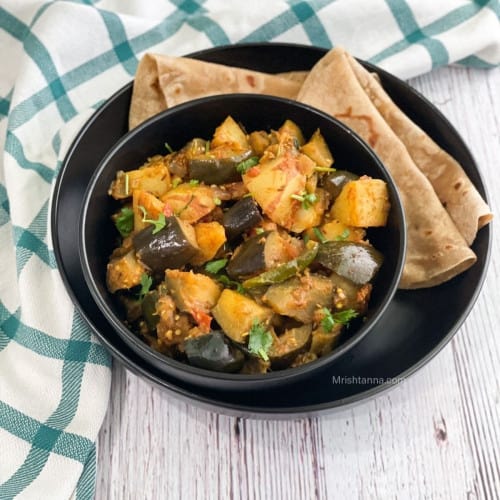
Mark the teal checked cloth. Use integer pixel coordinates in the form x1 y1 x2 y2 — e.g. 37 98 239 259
0 1 499 498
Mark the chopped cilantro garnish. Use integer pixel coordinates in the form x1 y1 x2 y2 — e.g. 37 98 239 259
137 273 153 301
124 173 130 196
204 258 228 274
320 308 358 332
114 207 134 237
216 274 246 294
313 227 328 244
189 179 200 186
290 191 318 209
335 228 350 241
164 142 174 153
172 177 182 188
313 166 336 173
139 206 166 234
247 319 273 361
236 156 259 174
213 196 222 206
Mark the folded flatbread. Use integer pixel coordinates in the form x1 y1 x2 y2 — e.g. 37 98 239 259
343 54 492 245
129 54 302 129
296 47 478 289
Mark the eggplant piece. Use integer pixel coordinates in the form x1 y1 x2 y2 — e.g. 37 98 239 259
315 241 383 285
166 138 207 178
141 290 159 332
310 325 342 357
132 216 199 274
239 356 271 374
330 273 372 314
322 170 358 200
268 325 312 369
262 273 333 323
188 150 253 185
226 230 305 281
290 352 318 368
184 331 245 373
226 230 269 279
107 249 147 293
118 294 143 324
222 197 263 241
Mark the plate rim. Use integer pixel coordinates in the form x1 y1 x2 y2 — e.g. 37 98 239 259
50 42 492 417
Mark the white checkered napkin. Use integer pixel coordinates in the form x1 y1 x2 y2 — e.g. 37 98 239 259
0 0 498 498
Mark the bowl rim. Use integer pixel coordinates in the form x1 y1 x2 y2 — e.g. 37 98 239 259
79 92 407 386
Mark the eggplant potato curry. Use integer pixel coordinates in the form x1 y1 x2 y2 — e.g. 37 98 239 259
106 116 390 374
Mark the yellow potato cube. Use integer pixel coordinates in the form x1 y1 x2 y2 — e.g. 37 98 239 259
211 116 249 150
330 178 390 227
300 129 334 168
132 190 165 232
109 158 171 199
191 221 227 265
318 219 366 242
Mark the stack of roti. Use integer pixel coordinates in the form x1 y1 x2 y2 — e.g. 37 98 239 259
128 48 492 289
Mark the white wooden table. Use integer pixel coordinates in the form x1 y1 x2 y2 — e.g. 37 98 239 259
95 65 500 500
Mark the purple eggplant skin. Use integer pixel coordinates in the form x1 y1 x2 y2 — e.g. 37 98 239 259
184 330 245 372
322 170 359 200
314 240 383 285
222 196 263 241
226 230 271 280
188 150 253 185
132 216 198 274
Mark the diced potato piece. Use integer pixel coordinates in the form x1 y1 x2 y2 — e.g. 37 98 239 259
243 151 321 233
156 294 196 346
212 289 273 343
278 119 305 146
306 219 366 243
165 270 222 314
191 221 227 266
109 158 171 199
244 154 305 230
297 152 316 177
161 183 217 223
330 178 390 227
291 188 328 233
300 129 334 168
132 190 165 232
106 250 146 293
211 116 249 150
248 130 272 156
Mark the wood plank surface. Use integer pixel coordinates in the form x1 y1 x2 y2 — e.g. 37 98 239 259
95 64 500 500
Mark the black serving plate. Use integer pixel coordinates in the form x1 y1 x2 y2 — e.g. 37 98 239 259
51 43 491 417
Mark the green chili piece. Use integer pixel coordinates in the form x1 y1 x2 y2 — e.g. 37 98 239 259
242 242 319 289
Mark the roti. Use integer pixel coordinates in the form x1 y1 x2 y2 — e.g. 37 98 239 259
129 53 302 129
296 47 478 289
344 53 492 245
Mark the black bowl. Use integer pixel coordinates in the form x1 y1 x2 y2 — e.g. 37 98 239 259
79 93 406 391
